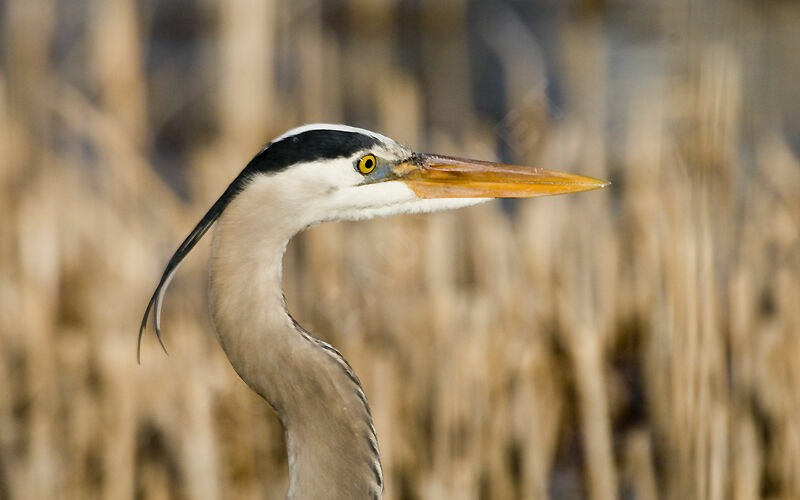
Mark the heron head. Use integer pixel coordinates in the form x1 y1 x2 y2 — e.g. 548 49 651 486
238 124 608 228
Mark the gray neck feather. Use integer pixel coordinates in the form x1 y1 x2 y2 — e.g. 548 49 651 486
208 181 382 499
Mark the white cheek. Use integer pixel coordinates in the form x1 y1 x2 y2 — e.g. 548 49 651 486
290 160 363 187
322 181 417 219
328 181 487 221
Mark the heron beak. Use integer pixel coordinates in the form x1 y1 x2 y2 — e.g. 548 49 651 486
395 153 609 198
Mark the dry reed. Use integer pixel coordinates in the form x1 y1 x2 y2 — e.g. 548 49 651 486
1 1 799 499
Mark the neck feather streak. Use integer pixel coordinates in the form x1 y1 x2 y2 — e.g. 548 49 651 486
208 183 382 499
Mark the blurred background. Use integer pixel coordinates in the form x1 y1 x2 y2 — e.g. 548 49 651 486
2 0 800 499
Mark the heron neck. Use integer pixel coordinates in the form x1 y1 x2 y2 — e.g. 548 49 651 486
208 182 382 499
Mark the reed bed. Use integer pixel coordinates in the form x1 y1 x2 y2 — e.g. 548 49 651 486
1 1 799 499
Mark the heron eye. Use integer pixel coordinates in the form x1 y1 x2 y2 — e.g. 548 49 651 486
357 154 376 175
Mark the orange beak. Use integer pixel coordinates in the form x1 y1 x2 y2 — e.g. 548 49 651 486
396 154 609 198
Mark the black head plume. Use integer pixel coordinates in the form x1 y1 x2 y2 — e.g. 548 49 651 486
138 170 251 362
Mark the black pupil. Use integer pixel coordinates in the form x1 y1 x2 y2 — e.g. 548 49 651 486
365 158 373 169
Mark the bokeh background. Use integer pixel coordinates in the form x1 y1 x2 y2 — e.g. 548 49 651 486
2 0 800 499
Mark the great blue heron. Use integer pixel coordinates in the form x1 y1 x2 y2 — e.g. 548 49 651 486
139 124 607 499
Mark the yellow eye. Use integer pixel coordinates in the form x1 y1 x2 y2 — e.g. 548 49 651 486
357 154 377 174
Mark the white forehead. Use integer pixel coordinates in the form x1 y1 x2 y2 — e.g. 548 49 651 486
273 123 391 143
271 123 411 158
